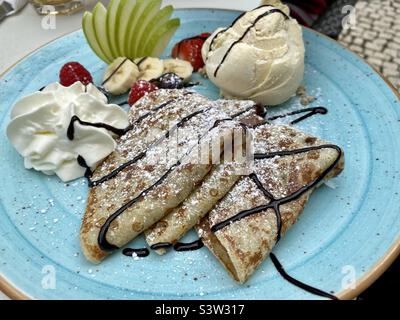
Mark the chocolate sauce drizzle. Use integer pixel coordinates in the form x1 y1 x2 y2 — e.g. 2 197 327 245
77 155 93 179
67 115 131 141
207 4 275 58
269 253 338 300
174 239 204 252
212 8 289 77
101 57 131 86
136 57 148 67
99 161 181 251
266 107 328 125
98 57 141 97
117 100 129 106
150 242 173 251
126 239 204 258
122 247 150 258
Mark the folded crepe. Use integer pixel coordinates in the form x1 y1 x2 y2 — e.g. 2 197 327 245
80 90 253 263
145 157 246 254
145 107 264 253
196 124 344 283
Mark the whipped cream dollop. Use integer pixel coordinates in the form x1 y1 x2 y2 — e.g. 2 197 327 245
7 82 129 182
202 4 305 106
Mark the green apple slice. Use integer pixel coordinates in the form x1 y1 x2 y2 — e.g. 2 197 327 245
145 18 181 57
136 5 173 57
127 0 161 57
92 3 114 63
82 0 180 61
115 0 138 57
82 12 110 63
123 0 147 57
106 0 121 57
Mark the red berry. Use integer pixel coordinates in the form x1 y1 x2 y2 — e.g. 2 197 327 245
128 80 158 106
199 33 211 39
59 62 93 87
171 33 211 71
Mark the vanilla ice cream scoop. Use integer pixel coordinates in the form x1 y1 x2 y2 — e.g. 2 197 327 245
7 82 129 182
202 4 305 106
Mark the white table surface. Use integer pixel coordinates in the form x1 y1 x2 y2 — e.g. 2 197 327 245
0 0 259 300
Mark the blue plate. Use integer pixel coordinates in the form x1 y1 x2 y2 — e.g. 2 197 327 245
0 9 399 300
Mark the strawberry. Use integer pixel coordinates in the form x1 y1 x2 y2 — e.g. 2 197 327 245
171 33 211 71
59 62 93 87
128 80 158 106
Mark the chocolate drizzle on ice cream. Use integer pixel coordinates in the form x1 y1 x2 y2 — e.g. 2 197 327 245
202 4 304 106
213 8 289 77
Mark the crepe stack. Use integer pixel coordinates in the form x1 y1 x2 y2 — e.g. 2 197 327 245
80 89 344 285
80 89 257 263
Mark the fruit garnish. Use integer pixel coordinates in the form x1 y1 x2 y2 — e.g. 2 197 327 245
152 73 183 89
128 80 158 106
82 0 180 63
163 59 193 82
134 57 164 81
59 62 93 87
171 33 211 71
102 57 139 95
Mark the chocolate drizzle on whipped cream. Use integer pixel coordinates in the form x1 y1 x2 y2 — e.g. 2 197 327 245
211 7 289 77
77 155 93 179
67 115 131 140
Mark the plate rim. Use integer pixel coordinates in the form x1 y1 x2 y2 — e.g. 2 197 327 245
0 11 399 301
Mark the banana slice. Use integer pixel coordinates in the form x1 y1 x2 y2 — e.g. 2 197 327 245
135 57 164 81
163 59 193 82
103 57 139 95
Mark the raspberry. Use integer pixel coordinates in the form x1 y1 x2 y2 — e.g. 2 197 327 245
128 80 158 106
59 62 93 86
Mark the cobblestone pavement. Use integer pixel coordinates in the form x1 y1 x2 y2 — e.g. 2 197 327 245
338 0 400 92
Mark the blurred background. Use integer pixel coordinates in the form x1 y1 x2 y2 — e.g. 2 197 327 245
0 0 398 300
